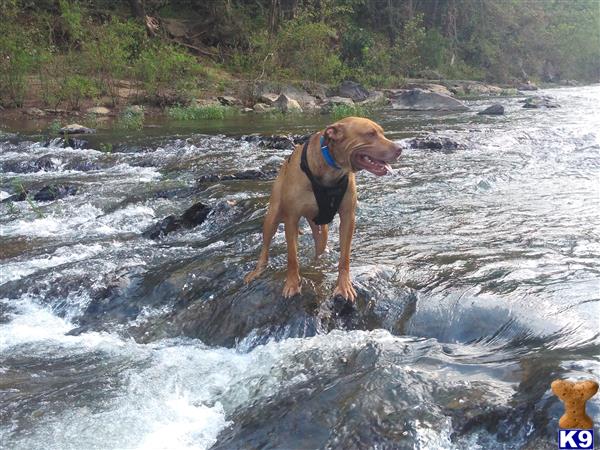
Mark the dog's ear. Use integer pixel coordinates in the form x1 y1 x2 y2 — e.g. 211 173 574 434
324 123 344 141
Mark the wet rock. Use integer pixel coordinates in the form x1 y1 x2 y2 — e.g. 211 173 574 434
63 159 101 171
196 169 278 185
217 96 242 106
407 135 465 153
59 124 95 135
142 202 211 239
241 133 301 149
43 137 89 149
33 184 78 201
241 107 253 113
522 96 560 109
0 190 28 203
86 106 111 115
329 80 370 102
478 104 505 115
273 94 302 113
1 155 59 173
390 89 469 111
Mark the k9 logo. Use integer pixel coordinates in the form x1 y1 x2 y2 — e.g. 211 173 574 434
558 429 594 449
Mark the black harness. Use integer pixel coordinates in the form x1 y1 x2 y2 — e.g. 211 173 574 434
300 139 348 225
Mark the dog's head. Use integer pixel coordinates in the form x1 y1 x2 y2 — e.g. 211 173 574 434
324 117 402 176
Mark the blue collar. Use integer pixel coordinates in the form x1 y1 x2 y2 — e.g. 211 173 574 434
320 136 341 169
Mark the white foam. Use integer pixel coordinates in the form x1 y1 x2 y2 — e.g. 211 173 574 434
0 243 105 284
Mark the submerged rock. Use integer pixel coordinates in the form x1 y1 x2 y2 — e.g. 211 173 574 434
522 96 560 109
391 89 469 111
142 201 211 239
478 104 505 115
33 184 78 201
407 135 465 153
1 154 59 173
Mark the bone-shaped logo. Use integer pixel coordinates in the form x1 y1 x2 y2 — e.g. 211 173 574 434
551 379 598 429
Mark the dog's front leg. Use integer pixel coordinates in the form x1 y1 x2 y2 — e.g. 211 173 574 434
282 216 301 298
333 204 357 302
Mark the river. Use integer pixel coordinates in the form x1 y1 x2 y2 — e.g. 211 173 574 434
1 86 599 449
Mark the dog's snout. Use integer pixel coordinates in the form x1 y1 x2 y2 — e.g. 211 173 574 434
393 143 403 158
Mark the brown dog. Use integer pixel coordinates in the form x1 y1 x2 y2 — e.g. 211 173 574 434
244 117 402 301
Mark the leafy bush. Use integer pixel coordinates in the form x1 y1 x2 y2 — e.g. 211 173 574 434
135 43 202 106
276 20 344 83
60 74 98 110
0 26 36 107
330 104 369 120
167 104 235 120
83 19 146 105
117 106 144 130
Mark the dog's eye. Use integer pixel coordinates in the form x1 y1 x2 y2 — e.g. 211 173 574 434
368 129 377 137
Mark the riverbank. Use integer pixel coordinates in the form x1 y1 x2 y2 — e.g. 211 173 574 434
1 74 575 136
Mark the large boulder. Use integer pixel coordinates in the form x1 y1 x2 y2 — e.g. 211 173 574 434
329 80 370 102
259 93 279 105
252 102 272 113
252 82 317 109
273 94 303 113
390 89 468 111
478 104 505 115
403 83 452 96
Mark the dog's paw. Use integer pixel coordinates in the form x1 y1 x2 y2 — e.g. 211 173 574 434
244 268 264 284
333 278 357 302
282 277 301 298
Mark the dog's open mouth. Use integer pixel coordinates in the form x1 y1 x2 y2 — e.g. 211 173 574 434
352 152 394 176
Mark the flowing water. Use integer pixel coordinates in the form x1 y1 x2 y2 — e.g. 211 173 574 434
1 86 599 450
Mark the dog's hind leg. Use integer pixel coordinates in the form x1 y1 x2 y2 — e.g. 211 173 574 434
308 219 328 258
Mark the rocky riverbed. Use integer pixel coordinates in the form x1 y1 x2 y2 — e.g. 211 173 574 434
1 85 599 449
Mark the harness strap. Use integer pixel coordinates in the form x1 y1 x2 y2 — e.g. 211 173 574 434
300 138 348 225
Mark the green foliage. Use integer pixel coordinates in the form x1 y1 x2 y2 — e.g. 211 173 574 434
167 104 236 120
47 120 63 136
61 74 98 110
83 19 146 105
117 106 144 130
135 43 202 105
59 0 84 47
276 20 344 83
330 104 369 120
0 26 36 107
